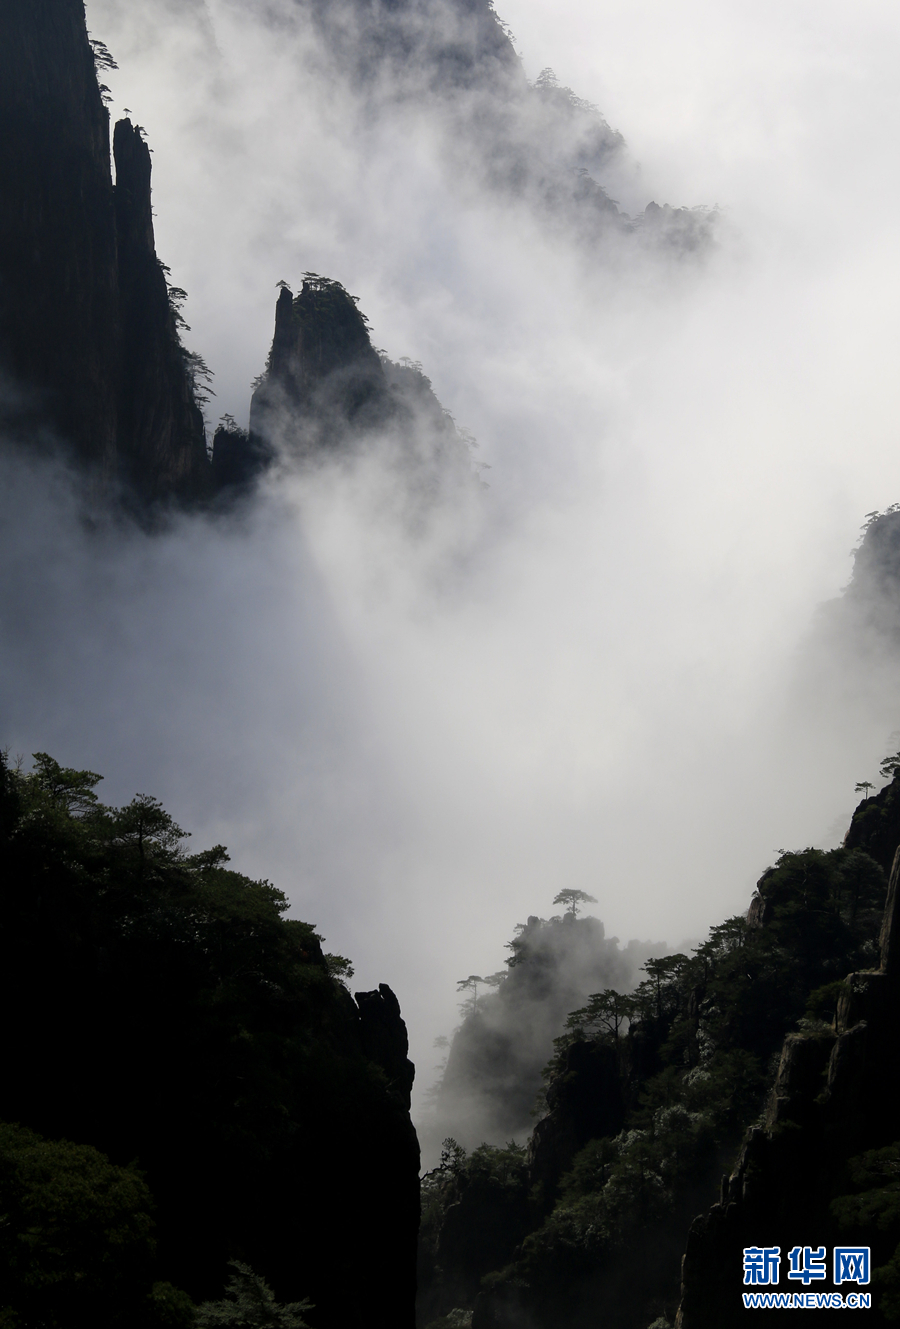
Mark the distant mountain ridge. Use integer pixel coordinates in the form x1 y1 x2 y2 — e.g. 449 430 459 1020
300 0 712 247
427 912 661 1152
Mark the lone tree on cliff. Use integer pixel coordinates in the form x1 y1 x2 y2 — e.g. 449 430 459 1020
456 974 485 1015
553 888 597 918
855 781 875 801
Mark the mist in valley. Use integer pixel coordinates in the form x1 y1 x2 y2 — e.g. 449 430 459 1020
4 0 900 1159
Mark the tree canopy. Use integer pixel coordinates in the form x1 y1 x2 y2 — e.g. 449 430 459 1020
0 751 418 1328
552 889 597 918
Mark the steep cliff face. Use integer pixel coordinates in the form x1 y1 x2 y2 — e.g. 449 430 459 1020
526 1039 625 1197
844 508 900 638
0 0 120 475
0 0 210 504
113 119 210 502
796 508 900 740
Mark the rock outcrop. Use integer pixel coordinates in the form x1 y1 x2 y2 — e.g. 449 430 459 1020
249 279 392 459
844 771 900 876
0 0 209 504
241 275 478 506
356 981 418 1110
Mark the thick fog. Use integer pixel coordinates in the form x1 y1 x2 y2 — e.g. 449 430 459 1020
5 0 900 1136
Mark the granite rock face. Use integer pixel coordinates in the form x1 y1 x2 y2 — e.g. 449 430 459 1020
0 0 209 504
112 118 210 502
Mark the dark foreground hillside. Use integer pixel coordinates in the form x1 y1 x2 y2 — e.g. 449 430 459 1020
419 800 900 1327
0 753 419 1328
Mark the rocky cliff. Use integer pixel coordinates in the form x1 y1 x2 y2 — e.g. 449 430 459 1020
843 772 900 876
0 0 210 504
239 274 478 507
249 279 392 459
112 118 210 502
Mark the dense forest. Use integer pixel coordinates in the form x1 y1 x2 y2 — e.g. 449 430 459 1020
418 815 900 1327
0 752 419 1328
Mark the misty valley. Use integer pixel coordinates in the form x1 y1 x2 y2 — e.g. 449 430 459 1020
4 0 900 1327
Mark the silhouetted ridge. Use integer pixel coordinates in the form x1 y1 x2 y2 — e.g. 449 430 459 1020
0 751 419 1327
0 0 209 504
